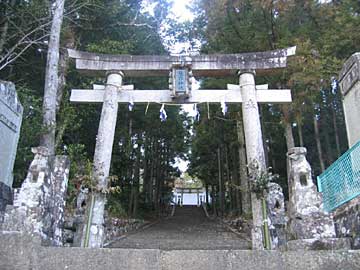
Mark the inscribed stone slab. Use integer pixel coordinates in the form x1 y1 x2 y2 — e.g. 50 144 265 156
0 81 23 189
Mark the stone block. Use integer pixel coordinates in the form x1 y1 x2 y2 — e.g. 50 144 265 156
288 213 336 239
286 238 352 251
333 197 360 249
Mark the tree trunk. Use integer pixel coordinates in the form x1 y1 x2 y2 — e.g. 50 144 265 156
212 185 217 216
154 143 162 211
225 146 233 211
323 123 333 166
332 108 341 158
236 115 251 215
132 144 141 217
56 27 75 112
54 31 76 150
0 0 16 54
268 135 277 172
314 115 325 172
41 0 66 157
295 112 304 147
298 122 304 147
205 184 209 205
217 147 225 216
148 139 156 205
232 146 241 214
281 105 295 151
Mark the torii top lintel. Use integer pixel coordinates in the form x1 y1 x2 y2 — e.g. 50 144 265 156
67 46 296 77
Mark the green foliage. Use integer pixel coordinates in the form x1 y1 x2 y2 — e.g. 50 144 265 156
86 39 134 54
248 163 279 197
107 194 128 218
13 86 43 187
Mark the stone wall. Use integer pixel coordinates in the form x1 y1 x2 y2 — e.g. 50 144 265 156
63 211 144 247
1 232 360 270
333 197 360 249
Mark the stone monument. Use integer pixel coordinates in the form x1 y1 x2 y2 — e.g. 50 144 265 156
339 52 360 148
286 147 350 250
0 80 23 213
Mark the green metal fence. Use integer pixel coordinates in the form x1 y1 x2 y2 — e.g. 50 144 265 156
317 140 360 212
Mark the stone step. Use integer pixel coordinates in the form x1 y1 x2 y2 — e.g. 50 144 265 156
1 233 360 270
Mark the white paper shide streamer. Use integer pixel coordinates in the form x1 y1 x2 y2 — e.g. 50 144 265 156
221 99 227 116
128 97 134 111
160 104 167 122
193 104 200 121
331 77 338 94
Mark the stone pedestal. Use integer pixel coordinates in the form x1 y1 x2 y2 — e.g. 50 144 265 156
286 147 349 250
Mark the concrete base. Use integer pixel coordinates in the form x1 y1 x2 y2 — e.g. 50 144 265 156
1 232 360 270
287 238 352 251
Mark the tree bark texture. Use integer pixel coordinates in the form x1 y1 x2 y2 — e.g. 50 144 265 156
0 0 16 54
236 115 251 215
281 105 295 151
217 147 225 216
41 0 66 157
314 115 325 172
332 108 341 158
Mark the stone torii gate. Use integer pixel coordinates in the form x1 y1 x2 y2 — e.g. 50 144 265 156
68 47 296 249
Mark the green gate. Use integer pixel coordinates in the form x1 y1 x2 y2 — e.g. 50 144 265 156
317 141 360 212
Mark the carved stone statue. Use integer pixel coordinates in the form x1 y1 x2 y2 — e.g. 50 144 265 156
286 147 350 250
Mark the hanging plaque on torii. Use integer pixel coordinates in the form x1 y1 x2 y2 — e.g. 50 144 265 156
67 47 296 250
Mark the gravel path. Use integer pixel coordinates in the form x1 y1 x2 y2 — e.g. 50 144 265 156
107 206 251 250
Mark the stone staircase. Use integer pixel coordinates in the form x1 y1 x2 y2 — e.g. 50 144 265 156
1 232 360 270
107 205 250 250
2 206 360 269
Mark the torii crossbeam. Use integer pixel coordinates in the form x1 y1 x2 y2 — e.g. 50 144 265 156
68 47 296 250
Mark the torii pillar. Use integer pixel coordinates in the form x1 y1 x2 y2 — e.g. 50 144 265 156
83 71 123 248
239 70 267 250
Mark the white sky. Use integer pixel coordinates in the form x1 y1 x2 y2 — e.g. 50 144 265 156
171 0 195 22
142 0 194 22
